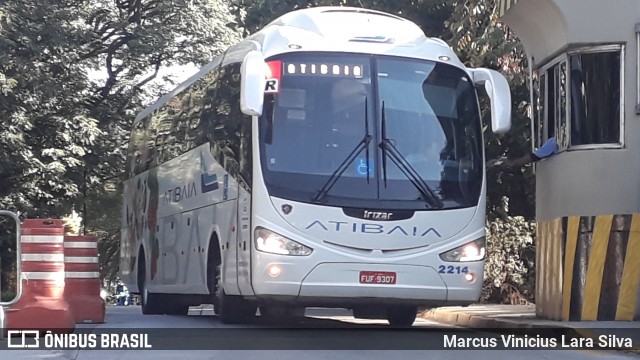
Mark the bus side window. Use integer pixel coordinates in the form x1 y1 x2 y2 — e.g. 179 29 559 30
143 110 160 170
201 67 222 145
211 64 242 173
126 121 143 178
186 88 207 150
129 115 154 176
153 133 166 167
184 75 215 151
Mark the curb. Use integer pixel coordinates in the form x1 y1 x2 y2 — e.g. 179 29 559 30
420 307 640 354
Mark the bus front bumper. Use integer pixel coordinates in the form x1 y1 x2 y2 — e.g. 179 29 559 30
251 262 483 306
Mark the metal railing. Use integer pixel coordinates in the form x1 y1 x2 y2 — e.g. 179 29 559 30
0 210 22 339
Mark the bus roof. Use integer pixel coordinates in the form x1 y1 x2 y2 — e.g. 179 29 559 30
134 7 464 123
248 7 462 65
264 7 419 41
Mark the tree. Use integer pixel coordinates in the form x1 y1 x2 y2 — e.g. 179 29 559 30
0 0 241 281
240 0 452 38
0 0 240 217
0 1 97 216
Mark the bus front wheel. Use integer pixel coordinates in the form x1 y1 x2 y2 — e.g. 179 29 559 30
214 264 256 324
259 305 305 324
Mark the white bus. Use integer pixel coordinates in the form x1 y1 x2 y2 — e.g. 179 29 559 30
120 6 511 326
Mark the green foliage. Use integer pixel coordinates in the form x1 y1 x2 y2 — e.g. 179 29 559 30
482 216 536 304
85 189 122 281
0 0 241 282
241 0 452 38
0 0 240 218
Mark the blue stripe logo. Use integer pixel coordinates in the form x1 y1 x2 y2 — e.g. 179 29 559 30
201 172 219 193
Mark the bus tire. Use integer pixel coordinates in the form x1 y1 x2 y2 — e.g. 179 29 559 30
386 306 417 327
161 296 190 315
139 250 190 315
138 250 162 315
352 305 386 319
215 264 256 324
259 305 305 324
206 240 220 309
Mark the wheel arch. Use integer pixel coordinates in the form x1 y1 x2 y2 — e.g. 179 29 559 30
207 229 222 261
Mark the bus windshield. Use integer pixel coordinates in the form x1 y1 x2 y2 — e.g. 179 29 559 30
259 53 483 210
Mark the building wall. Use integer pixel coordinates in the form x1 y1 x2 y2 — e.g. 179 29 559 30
501 0 640 220
500 0 640 320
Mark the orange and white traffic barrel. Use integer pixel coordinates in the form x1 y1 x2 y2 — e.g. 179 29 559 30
6 219 75 332
63 235 105 323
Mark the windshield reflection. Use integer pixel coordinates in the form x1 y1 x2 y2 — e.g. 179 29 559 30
259 54 483 210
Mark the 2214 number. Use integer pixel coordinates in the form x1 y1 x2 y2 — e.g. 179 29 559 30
438 265 469 274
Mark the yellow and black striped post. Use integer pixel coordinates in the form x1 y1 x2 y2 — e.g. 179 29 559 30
537 214 640 321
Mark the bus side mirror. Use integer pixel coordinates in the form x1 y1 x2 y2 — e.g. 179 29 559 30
0 211 22 306
470 68 512 134
240 50 267 116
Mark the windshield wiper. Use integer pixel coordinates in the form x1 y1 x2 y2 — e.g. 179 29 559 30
313 98 371 203
381 101 388 186
379 102 443 209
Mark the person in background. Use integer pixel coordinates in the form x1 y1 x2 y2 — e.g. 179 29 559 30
115 282 130 306
488 137 558 169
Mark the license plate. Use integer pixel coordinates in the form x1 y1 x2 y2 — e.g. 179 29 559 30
359 271 396 284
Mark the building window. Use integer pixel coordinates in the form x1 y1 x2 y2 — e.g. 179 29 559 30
535 45 623 150
569 50 621 146
531 71 542 150
537 72 545 150
557 61 568 149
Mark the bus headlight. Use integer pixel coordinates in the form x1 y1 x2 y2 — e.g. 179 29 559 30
439 238 486 262
255 227 313 256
